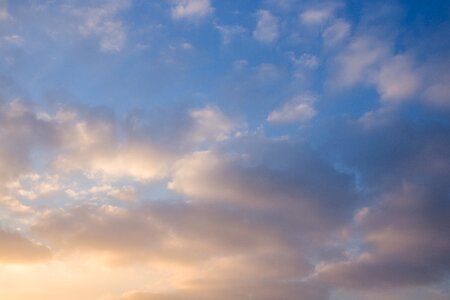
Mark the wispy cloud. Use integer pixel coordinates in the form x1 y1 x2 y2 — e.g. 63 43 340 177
170 0 213 20
253 10 279 43
267 95 316 123
68 0 129 52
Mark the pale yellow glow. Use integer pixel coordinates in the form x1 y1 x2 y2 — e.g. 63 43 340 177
0 257 185 300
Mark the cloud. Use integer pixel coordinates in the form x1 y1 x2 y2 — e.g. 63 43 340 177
374 55 422 101
253 10 279 43
300 6 336 25
333 36 388 87
1 97 448 299
322 19 350 46
0 101 242 187
315 185 450 288
214 22 246 45
267 95 316 123
119 280 328 300
168 136 357 234
0 228 51 263
69 0 129 52
26 128 358 297
0 99 58 182
0 99 176 191
170 0 213 20
332 35 422 102
186 105 239 144
1 1 450 299
288 52 319 70
253 63 282 82
421 49 450 108
425 82 450 107
0 0 10 21
315 116 450 289
44 105 175 182
0 35 24 47
32 204 170 264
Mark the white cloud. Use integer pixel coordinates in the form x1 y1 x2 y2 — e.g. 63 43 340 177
214 22 246 45
171 0 213 20
300 7 334 25
322 19 351 46
187 106 238 144
180 42 194 50
333 36 423 102
374 55 422 101
288 52 319 70
253 10 279 43
334 36 389 87
0 35 24 47
70 1 129 52
267 95 316 123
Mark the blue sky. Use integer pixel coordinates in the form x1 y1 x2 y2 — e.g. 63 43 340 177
0 1 449 300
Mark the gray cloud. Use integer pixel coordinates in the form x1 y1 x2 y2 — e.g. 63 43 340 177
314 116 450 289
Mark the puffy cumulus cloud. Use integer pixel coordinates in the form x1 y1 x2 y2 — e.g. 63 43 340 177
333 35 389 88
68 0 129 52
253 10 279 43
7 173 61 201
35 104 173 182
374 55 422 101
0 228 51 263
267 94 316 123
55 143 171 182
0 98 177 232
170 0 213 20
0 102 240 184
186 105 239 144
0 98 180 218
326 6 450 109
332 35 422 102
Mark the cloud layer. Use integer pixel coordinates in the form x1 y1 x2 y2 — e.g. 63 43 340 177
0 1 449 300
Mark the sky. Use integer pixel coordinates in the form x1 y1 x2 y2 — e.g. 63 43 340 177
0 0 450 299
